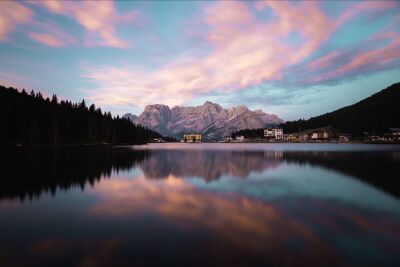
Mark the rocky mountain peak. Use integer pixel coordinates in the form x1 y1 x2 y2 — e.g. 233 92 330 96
228 105 249 116
124 102 283 140
201 101 222 112
144 104 170 112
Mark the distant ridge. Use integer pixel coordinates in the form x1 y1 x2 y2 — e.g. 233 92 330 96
281 82 400 136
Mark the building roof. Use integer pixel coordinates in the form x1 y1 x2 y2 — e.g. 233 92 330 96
313 130 328 133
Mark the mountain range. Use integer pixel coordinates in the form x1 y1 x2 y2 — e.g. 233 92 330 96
123 101 283 140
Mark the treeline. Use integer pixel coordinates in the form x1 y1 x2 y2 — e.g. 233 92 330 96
280 82 400 136
0 85 165 145
231 128 264 139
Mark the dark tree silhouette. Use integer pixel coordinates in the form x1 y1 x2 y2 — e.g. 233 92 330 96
231 128 265 139
280 82 400 137
0 85 168 145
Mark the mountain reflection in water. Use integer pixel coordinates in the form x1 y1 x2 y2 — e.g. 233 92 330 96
0 144 399 267
1 145 400 200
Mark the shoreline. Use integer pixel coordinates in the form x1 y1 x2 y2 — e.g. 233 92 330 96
1 142 148 148
199 141 400 145
2 141 400 147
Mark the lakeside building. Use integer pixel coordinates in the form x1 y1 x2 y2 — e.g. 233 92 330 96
264 128 283 140
387 128 400 141
339 134 352 143
284 134 298 141
224 136 233 142
364 129 400 142
311 130 329 140
236 135 245 142
299 133 309 141
364 132 382 142
152 138 166 143
182 134 202 143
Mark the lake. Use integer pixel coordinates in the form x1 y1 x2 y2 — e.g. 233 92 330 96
1 143 400 267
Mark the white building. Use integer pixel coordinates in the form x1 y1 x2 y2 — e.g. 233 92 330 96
236 135 245 142
224 136 233 142
311 130 329 140
388 128 400 141
339 134 351 143
311 132 318 139
264 128 283 140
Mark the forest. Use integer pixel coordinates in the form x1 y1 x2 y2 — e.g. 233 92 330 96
280 82 400 136
0 85 167 145
231 128 265 139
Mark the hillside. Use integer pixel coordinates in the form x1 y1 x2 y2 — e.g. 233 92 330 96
281 82 400 136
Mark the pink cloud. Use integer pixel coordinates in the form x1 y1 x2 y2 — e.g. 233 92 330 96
82 1 399 110
265 1 333 63
0 1 138 48
28 22 77 47
0 2 33 41
83 2 336 109
306 30 400 84
335 1 397 28
28 33 64 47
307 52 340 72
32 1 139 48
204 1 252 25
300 1 399 84
336 33 400 75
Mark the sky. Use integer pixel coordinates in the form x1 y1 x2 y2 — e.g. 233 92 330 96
0 1 399 121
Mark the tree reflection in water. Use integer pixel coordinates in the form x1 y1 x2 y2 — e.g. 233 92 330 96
1 146 400 200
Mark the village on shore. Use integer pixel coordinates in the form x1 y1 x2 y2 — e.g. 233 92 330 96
177 127 400 144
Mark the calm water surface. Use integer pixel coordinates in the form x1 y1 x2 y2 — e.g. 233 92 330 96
1 143 400 267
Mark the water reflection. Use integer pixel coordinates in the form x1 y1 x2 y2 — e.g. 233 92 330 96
0 147 148 201
84 176 400 266
1 145 399 200
139 150 282 180
137 148 400 197
0 144 400 266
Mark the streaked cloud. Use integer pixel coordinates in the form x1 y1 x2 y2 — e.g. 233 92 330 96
82 1 399 110
304 31 400 84
83 1 333 108
31 1 138 47
0 2 33 40
28 21 77 47
335 1 397 27
0 1 139 48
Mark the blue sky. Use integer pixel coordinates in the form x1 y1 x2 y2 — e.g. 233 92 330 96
0 1 399 120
